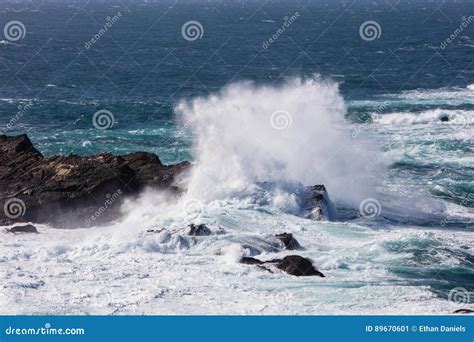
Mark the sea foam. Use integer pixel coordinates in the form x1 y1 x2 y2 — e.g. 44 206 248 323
175 76 384 206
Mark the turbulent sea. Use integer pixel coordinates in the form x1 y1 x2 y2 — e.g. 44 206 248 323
0 0 473 314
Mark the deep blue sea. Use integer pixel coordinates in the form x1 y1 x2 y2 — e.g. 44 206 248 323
0 0 473 314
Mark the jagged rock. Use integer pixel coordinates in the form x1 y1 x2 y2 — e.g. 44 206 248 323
301 185 336 221
0 134 190 228
275 233 302 250
268 255 325 277
122 152 189 190
240 255 325 277
187 224 212 236
6 224 39 234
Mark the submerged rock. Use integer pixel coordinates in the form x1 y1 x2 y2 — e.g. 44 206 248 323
240 254 325 277
240 257 264 265
0 134 190 228
453 309 474 314
187 224 212 236
6 224 39 234
301 185 336 221
440 115 450 122
275 233 302 250
269 255 325 277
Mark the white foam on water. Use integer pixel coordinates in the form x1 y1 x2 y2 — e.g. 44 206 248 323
175 75 385 206
373 108 474 126
1 213 471 315
1 80 472 315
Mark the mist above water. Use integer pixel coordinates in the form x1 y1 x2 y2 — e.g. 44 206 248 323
176 76 385 206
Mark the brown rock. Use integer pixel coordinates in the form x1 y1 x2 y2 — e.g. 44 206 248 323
0 134 190 228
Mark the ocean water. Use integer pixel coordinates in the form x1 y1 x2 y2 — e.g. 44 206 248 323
0 0 473 314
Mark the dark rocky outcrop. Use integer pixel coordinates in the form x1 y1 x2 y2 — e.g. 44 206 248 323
275 233 302 250
301 185 336 221
269 255 325 277
453 309 474 314
0 134 190 228
240 257 264 265
187 224 212 236
6 224 39 234
240 254 325 277
440 115 450 122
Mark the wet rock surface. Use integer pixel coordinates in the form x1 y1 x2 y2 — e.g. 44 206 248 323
187 224 212 236
240 254 325 277
301 185 336 221
275 233 302 250
6 224 39 234
0 134 190 228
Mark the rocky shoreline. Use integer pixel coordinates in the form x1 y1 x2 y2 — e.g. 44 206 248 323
1 134 334 228
0 134 189 228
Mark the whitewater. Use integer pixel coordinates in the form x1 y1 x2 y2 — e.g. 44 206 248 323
1 77 473 314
